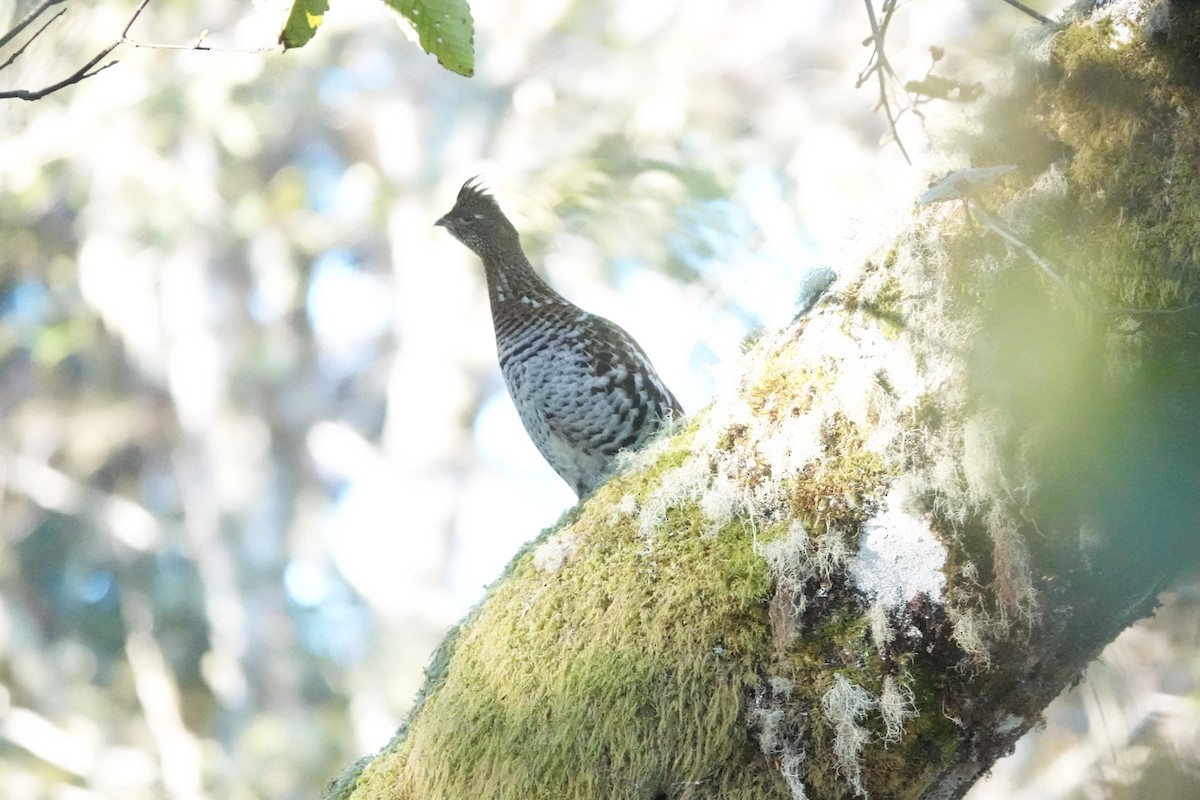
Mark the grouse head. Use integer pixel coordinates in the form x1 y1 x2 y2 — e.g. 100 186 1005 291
435 178 522 259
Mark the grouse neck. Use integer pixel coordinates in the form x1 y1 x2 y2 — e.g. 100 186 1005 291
481 252 568 310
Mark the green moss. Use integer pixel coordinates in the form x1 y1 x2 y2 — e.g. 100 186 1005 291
745 339 827 422
349 459 785 798
714 423 750 452
857 275 906 340
340 388 923 798
970 14 1200 319
784 414 891 530
1049 24 1200 302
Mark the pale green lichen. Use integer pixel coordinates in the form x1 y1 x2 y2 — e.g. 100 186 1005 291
879 676 917 744
819 675 876 796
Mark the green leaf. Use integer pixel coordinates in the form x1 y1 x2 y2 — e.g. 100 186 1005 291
385 0 475 77
279 0 330 51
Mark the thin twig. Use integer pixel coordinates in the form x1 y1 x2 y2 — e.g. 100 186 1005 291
120 0 154 38
0 40 120 100
859 0 912 165
998 0 1056 26
969 201 1200 316
969 202 1077 296
119 0 275 53
0 0 145 101
0 0 66 52
0 8 65 72
120 31 276 54
1 0 279 102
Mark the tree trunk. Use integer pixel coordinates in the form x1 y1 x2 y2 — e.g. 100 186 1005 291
326 3 1200 797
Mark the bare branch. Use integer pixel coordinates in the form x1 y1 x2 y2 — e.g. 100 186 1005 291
120 30 278 54
120 0 278 53
859 0 912 165
1 0 279 102
120 0 154 38
999 0 1056 26
0 0 146 101
858 1 1057 163
0 40 120 100
0 8 65 73
0 0 66 52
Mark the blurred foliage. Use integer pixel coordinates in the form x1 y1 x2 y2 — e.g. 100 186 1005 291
280 0 330 51
0 0 1196 798
280 0 475 77
382 0 475 76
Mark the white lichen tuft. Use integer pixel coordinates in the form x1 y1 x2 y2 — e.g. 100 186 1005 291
813 529 855 577
879 676 917 744
1005 164 1069 234
760 519 863 632
613 493 638 519
748 705 786 754
760 522 814 618
1089 0 1146 44
995 714 1025 736
615 414 686 473
987 506 1039 627
820 675 877 796
637 453 711 537
769 675 795 697
847 485 947 608
866 599 894 653
755 411 824 477
947 606 991 667
779 751 809 800
748 675 807 798
961 411 1011 506
698 472 743 536
532 533 577 573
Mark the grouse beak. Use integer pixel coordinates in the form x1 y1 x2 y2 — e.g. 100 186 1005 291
434 215 450 230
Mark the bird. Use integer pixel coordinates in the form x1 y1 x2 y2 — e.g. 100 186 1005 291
435 178 683 497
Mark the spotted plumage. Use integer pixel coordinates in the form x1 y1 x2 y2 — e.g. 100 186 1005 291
436 178 683 497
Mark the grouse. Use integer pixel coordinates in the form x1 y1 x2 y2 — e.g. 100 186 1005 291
435 178 683 497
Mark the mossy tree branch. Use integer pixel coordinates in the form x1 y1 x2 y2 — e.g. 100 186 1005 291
328 2 1200 798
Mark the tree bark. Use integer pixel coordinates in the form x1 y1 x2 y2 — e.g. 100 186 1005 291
326 2 1200 797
